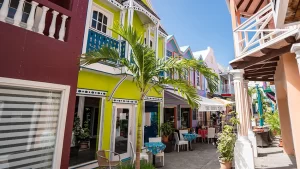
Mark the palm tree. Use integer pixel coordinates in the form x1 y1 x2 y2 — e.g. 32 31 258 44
81 24 219 169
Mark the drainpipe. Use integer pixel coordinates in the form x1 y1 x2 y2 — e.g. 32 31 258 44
256 84 264 126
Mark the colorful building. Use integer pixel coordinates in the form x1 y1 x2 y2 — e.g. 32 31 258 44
0 0 88 169
226 0 300 168
69 0 168 168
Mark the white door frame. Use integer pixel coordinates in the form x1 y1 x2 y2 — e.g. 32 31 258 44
110 103 135 161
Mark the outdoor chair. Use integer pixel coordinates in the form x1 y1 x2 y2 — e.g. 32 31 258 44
179 130 188 141
149 137 165 166
174 132 188 152
207 128 216 144
96 150 121 169
129 141 149 164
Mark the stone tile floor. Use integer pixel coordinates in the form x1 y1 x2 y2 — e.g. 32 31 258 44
158 141 297 169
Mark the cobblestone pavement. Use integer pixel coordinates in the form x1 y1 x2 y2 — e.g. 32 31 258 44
159 140 297 169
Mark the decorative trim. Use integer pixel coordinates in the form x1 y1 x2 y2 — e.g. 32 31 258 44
144 96 163 102
98 98 106 150
123 1 159 25
106 0 124 9
110 105 116 160
159 30 167 38
76 88 107 96
113 98 138 104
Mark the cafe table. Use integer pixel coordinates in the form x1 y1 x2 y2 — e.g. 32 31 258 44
145 142 166 166
182 133 198 150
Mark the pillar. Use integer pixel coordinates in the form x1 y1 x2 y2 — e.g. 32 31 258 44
126 0 134 61
280 51 300 165
244 80 258 157
231 69 255 169
154 24 159 59
291 43 300 75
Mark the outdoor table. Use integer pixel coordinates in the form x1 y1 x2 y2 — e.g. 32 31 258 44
145 142 166 166
182 133 198 151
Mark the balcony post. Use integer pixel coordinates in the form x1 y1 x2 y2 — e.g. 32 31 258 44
37 6 49 35
231 69 255 169
243 80 258 157
290 43 300 75
49 11 59 38
26 1 38 31
13 0 26 26
154 24 159 59
228 73 231 93
58 15 68 41
0 0 10 22
126 0 134 60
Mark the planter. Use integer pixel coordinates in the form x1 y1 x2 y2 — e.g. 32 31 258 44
79 141 89 149
162 135 169 143
219 158 232 169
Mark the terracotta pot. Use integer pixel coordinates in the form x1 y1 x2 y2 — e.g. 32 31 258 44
219 159 232 169
162 135 169 142
80 141 89 149
279 139 283 147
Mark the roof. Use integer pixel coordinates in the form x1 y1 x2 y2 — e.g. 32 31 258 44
134 0 160 19
159 25 168 35
180 46 189 52
193 48 209 60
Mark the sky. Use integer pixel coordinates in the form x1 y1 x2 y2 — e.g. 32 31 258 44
151 0 235 67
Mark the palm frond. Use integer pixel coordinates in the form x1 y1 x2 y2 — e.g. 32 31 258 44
80 46 120 66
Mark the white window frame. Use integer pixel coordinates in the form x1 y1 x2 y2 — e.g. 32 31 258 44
90 3 114 37
0 77 70 169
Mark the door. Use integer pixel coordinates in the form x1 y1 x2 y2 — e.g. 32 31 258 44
112 104 134 160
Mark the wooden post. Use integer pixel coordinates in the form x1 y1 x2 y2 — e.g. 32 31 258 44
174 106 177 129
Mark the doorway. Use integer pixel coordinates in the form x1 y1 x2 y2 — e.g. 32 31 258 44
144 102 159 143
112 104 134 160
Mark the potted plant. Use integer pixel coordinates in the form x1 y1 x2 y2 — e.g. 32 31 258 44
78 120 90 149
217 114 238 169
160 122 174 142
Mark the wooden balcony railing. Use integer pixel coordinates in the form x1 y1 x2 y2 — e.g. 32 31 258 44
0 0 71 41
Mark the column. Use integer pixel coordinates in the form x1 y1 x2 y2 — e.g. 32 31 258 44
13 0 25 26
37 6 49 34
81 0 93 53
228 73 231 93
146 24 151 46
0 0 9 22
244 80 258 157
280 52 300 165
58 15 68 41
26 1 38 31
231 69 254 169
49 11 59 38
77 96 85 126
126 0 134 61
154 24 159 59
274 67 294 155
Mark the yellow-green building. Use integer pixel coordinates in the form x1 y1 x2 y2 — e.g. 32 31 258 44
69 0 167 168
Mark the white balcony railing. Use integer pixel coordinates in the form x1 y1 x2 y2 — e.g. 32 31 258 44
233 2 292 57
220 84 234 94
0 0 69 41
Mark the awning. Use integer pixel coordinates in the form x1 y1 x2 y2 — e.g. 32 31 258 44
212 98 235 106
164 89 226 111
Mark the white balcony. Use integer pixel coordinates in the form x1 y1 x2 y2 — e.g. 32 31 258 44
232 2 299 60
0 0 70 41
220 84 234 95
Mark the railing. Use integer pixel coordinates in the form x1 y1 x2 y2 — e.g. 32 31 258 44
233 2 290 57
221 84 234 94
86 28 126 63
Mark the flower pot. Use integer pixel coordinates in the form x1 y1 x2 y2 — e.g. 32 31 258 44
79 141 89 149
219 160 232 169
162 135 169 143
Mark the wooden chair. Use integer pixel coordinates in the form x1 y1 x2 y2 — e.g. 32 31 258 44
96 150 121 169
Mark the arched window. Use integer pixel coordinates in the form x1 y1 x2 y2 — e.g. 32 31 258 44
91 10 108 34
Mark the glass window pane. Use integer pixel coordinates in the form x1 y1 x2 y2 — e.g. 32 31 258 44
114 108 129 154
102 25 107 33
92 11 97 20
103 16 107 24
97 22 102 31
91 20 96 28
98 12 103 22
0 85 62 169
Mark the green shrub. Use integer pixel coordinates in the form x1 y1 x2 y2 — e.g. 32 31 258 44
117 161 155 169
264 111 281 136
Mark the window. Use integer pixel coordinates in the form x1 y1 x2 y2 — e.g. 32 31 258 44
196 71 200 86
0 78 69 169
91 10 108 34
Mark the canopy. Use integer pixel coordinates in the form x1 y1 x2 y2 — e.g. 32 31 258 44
164 89 226 111
212 97 234 106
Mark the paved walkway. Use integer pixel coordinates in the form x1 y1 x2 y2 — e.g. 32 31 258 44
159 141 297 169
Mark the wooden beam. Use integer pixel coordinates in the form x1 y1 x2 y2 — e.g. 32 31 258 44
285 36 296 43
245 72 275 77
237 0 245 9
243 56 257 61
246 70 275 75
245 63 277 70
245 78 274 82
261 48 272 54
253 0 264 14
234 44 292 69
246 67 276 74
231 61 244 68
245 0 254 12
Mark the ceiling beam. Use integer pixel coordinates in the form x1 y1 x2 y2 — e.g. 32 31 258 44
243 56 257 62
246 70 275 75
237 0 245 9
245 78 274 82
245 0 254 12
253 0 264 14
245 62 277 70
233 44 292 69
245 73 275 78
